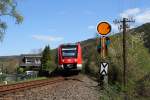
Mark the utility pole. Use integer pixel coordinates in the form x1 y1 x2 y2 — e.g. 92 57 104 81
113 18 135 87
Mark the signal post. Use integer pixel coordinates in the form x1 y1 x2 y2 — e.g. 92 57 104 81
97 22 111 88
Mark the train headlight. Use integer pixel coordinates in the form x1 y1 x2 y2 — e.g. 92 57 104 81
62 60 64 62
74 59 77 62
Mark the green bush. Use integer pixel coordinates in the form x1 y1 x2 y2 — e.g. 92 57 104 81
45 61 57 73
17 67 24 74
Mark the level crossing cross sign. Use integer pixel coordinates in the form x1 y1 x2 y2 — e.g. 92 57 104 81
100 62 108 75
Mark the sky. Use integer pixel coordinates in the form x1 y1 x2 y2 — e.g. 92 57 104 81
0 0 150 56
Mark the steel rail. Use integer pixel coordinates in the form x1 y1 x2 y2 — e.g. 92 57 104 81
0 77 64 96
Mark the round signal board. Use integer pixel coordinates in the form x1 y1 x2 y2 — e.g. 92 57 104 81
97 22 111 35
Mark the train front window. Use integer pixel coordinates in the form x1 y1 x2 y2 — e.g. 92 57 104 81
62 48 77 58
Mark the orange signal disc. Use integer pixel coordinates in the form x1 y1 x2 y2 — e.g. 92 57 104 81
97 22 111 35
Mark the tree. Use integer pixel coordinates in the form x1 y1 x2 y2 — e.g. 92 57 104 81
55 50 58 64
17 67 24 74
41 45 51 72
0 0 23 41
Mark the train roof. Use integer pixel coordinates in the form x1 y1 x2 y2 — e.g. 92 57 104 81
59 43 80 47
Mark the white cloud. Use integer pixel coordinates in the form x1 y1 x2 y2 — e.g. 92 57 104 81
136 10 150 23
111 23 119 33
32 35 63 42
120 8 141 18
120 8 150 24
88 25 95 30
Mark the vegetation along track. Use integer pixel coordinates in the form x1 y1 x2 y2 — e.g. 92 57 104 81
0 77 64 96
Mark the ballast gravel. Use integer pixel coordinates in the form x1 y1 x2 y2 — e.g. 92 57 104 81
1 74 100 100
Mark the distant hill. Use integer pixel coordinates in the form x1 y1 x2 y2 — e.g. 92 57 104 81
0 55 20 60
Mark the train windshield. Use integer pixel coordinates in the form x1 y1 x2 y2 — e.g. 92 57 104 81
62 47 77 58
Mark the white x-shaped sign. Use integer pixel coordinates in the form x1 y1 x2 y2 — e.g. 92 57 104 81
100 62 108 75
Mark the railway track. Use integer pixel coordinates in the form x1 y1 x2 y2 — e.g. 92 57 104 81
0 77 64 96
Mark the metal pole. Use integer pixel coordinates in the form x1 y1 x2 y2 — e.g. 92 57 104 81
101 36 108 86
101 36 106 58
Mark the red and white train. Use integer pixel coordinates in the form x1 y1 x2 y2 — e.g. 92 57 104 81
58 43 82 71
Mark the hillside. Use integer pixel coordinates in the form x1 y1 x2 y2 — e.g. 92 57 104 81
78 23 150 99
0 55 20 74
